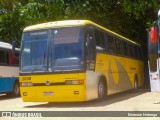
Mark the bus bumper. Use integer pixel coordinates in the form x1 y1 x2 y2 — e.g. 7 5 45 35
20 85 86 102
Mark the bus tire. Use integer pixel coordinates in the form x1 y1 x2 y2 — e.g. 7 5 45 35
98 77 107 100
12 81 20 97
134 75 138 91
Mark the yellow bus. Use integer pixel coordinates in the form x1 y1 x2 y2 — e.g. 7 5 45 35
20 20 144 102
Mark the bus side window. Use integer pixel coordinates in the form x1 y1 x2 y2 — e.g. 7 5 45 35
105 34 108 52
122 41 129 57
15 52 19 64
139 47 142 60
100 32 106 51
115 38 123 55
95 29 101 50
10 53 16 64
94 29 105 51
108 35 115 54
0 50 6 64
6 51 9 64
134 45 138 59
129 44 134 58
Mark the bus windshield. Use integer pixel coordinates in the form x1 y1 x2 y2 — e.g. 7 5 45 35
20 27 84 73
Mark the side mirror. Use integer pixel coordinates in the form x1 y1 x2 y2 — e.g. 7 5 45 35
12 41 16 55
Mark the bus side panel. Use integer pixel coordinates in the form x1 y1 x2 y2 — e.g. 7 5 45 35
85 71 102 101
125 58 138 88
95 53 132 95
0 78 17 93
0 66 19 78
0 66 19 93
95 53 144 95
121 58 144 88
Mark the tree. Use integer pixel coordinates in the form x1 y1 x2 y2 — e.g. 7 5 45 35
0 0 159 45
0 0 25 43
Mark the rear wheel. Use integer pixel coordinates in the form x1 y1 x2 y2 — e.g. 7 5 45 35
12 82 20 97
134 76 138 91
6 82 20 97
98 79 107 100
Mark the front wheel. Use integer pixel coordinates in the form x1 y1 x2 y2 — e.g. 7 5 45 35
98 79 106 100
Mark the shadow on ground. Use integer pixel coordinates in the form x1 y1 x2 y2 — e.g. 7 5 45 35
0 94 20 100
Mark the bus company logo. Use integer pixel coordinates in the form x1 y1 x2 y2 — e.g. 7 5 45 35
45 80 50 85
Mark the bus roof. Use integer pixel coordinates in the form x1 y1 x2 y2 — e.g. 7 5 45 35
24 20 140 46
0 41 19 51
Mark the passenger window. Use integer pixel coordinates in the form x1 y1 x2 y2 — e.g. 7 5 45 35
10 52 19 65
139 47 142 60
0 50 6 63
95 30 101 50
122 41 129 57
6 51 9 64
15 52 19 64
129 44 134 58
105 34 108 52
100 32 105 51
115 38 123 55
95 29 105 51
134 45 139 59
108 35 115 53
10 53 16 64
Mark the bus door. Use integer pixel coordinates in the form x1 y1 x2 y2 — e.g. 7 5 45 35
84 26 98 100
148 25 160 92
85 26 96 70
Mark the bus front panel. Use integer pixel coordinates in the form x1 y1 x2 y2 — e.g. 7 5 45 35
20 73 86 102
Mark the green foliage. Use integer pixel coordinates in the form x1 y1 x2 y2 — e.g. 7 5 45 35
0 0 159 45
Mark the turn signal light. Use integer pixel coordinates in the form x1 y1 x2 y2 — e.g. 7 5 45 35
65 80 84 85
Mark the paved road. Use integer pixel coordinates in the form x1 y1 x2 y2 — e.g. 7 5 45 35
0 89 160 120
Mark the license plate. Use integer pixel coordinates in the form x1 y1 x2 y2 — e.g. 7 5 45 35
43 92 54 96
